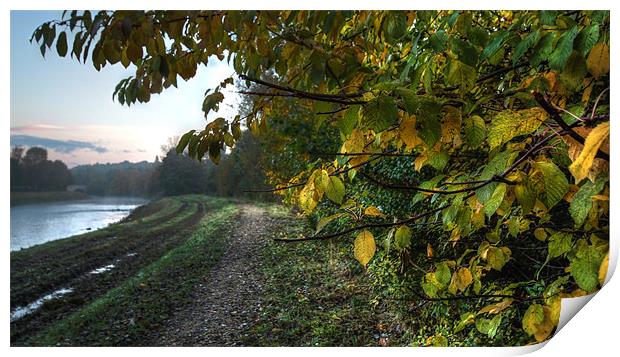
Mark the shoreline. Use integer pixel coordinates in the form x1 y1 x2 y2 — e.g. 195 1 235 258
10 191 89 206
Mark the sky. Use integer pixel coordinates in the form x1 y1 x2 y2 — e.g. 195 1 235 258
10 11 238 167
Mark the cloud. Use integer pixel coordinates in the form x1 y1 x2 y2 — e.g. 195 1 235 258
10 135 109 153
10 124 66 132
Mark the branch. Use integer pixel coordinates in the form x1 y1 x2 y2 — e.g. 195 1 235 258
238 74 366 105
273 203 450 242
533 91 609 161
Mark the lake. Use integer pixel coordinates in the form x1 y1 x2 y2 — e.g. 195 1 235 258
10 196 148 251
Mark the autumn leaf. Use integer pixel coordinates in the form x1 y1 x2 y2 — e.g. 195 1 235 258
354 230 376 267
586 42 610 78
569 121 610 183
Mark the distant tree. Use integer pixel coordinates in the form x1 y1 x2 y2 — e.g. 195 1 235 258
21 147 48 167
157 150 210 196
10 147 24 190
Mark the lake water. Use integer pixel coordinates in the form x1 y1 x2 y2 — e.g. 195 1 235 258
10 196 148 251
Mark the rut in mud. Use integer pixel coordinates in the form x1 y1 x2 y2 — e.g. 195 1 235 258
151 204 276 346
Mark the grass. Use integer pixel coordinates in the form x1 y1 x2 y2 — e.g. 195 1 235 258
26 200 238 346
242 205 405 347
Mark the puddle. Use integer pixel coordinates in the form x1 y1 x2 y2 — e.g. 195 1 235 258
89 264 116 274
11 288 74 322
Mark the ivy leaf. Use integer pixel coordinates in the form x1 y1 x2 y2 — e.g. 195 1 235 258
362 96 398 133
324 176 345 204
568 121 610 183
394 225 412 251
586 42 610 78
354 230 376 267
569 177 606 227
533 161 569 209
487 108 547 150
549 26 579 70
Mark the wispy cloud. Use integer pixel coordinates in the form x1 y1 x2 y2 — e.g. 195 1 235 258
10 135 109 153
11 124 66 132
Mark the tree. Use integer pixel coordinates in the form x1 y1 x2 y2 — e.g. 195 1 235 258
33 10 609 345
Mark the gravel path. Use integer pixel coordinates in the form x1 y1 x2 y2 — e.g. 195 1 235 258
152 204 275 346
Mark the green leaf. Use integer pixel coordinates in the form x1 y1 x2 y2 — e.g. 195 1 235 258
446 59 476 93
487 246 510 271
514 179 536 214
463 115 486 148
549 26 579 70
435 262 452 288
522 304 545 336
476 315 502 338
559 51 587 91
394 225 412 251
569 177 606 227
488 108 547 150
512 30 540 66
429 30 448 52
570 243 605 292
455 312 476 333
362 96 398 133
480 30 509 62
574 24 600 56
547 232 572 259
338 105 359 136
476 150 518 204
354 230 376 267
176 130 195 154
484 183 507 218
529 32 555 67
56 31 68 56
533 161 569 209
394 90 442 148
325 176 345 204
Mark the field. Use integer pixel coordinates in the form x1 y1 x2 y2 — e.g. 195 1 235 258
10 195 403 346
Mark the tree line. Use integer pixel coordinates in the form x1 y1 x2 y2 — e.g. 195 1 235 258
10 131 273 200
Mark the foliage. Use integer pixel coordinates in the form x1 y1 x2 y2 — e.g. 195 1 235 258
11 146 73 191
34 10 610 345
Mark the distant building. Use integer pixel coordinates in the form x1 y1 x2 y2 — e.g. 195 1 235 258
66 185 87 193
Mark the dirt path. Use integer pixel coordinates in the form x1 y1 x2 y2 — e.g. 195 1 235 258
152 204 275 346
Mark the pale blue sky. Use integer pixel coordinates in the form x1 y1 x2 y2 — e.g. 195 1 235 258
10 11 238 167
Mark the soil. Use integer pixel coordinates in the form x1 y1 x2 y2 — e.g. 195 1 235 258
150 204 276 346
10 199 207 345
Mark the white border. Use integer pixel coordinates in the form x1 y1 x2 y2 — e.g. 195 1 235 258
3 1 617 356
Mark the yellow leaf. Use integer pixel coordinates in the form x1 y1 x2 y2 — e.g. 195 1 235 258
568 121 610 183
586 42 610 78
364 206 385 217
598 253 609 286
478 298 514 315
451 267 473 293
399 114 422 149
414 149 429 171
354 230 376 267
